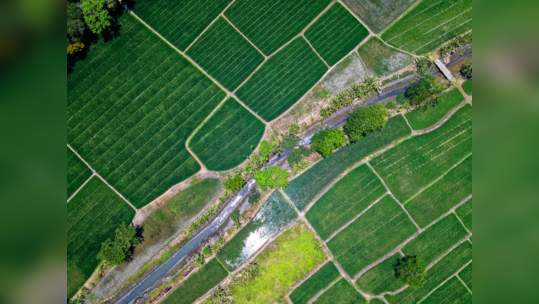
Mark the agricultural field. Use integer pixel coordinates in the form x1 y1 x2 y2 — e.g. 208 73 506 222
312 279 367 304
185 17 265 91
306 164 387 240
463 79 473 95
289 261 341 304
67 177 135 297
341 0 418 33
305 3 369 66
161 258 229 304
405 88 465 130
355 253 404 295
455 199 473 231
189 98 265 171
459 262 473 290
321 53 369 96
216 191 297 271
370 299 386 304
67 14 227 208
235 37 328 121
132 0 231 51
327 195 418 277
285 115 411 211
357 37 414 78
370 104 472 203
225 0 332 55
67 147 92 198
381 0 473 54
421 276 472 304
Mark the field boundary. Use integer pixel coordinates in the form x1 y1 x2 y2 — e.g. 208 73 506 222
67 172 96 203
306 276 342 304
221 14 268 58
453 210 472 235
456 273 472 295
303 34 331 68
416 260 472 303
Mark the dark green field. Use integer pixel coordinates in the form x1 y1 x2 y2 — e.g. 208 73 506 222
371 105 472 203
235 37 328 121
67 14 226 208
67 147 92 198
161 258 228 304
327 195 417 277
370 299 386 304
355 253 404 295
357 37 414 78
290 261 341 304
306 164 386 240
405 88 465 130
455 199 472 231
186 17 265 91
341 0 417 33
305 3 369 66
132 0 231 51
285 115 411 211
459 262 473 290
189 98 265 171
462 79 472 95
313 279 367 304
225 0 332 55
421 276 472 304
67 177 135 297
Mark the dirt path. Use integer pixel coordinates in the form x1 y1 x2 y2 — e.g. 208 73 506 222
67 172 95 203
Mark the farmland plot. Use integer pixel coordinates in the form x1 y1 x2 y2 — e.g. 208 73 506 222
67 177 135 297
321 53 369 96
421 276 472 304
370 104 472 204
327 195 418 277
462 79 472 95
305 164 387 240
459 262 472 290
186 17 265 91
313 279 367 304
289 261 341 304
225 0 332 55
355 253 404 295
381 0 473 54
405 88 465 130
341 0 418 33
305 3 369 66
455 199 472 231
235 38 328 121
357 37 414 78
67 147 92 198
67 14 226 208
189 98 265 171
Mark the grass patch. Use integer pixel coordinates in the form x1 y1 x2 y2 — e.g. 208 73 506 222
405 88 465 130
371 104 472 203
313 279 367 304
285 115 411 211
189 98 265 171
305 164 386 240
327 195 418 277
455 199 472 231
67 147 92 198
230 223 326 303
67 177 135 297
421 276 472 304
236 37 328 121
161 258 228 304
462 79 472 95
289 261 341 304
341 0 418 33
459 262 472 290
322 52 369 96
357 37 414 78
355 253 404 296
305 3 369 66
225 0 332 55
186 17 265 91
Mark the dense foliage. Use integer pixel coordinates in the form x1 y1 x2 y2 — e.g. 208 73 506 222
80 0 112 34
281 135 300 150
255 166 289 191
345 104 388 142
223 174 245 193
203 246 212 257
461 62 472 79
312 128 347 157
320 77 379 118
439 32 472 57
258 140 280 161
406 75 438 105
97 224 139 266
394 256 427 289
288 146 313 166
231 210 241 222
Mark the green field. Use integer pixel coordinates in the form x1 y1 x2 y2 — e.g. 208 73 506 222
185 17 265 91
235 37 328 121
421 276 472 304
370 299 386 304
189 98 265 171
161 258 229 304
67 147 92 198
405 155 472 227
355 253 404 295
357 37 414 78
132 0 231 51
285 115 411 211
67 14 226 208
405 88 465 130
459 262 472 290
225 0 332 55
370 105 472 203
305 3 369 66
385 241 472 304
313 279 367 304
341 0 418 33
455 199 472 231
462 79 472 95
67 177 135 297
322 52 370 96
289 261 341 304
382 0 473 54
327 195 418 277
306 164 386 240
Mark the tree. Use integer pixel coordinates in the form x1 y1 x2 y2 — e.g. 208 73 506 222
281 135 300 150
461 62 472 79
231 210 240 222
311 128 346 157
258 140 280 161
345 104 387 142
97 224 139 265
203 246 211 257
255 166 289 191
288 146 312 166
223 174 245 193
67 1 87 46
405 75 437 105
394 256 427 289
81 0 111 34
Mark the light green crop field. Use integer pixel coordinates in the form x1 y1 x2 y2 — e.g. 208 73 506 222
405 88 465 130
313 279 367 304
306 164 386 240
189 98 265 171
341 0 418 33
67 147 92 198
305 3 369 66
357 37 414 78
455 199 472 231
462 79 473 95
421 276 472 304
289 261 341 304
355 253 404 295
459 262 473 290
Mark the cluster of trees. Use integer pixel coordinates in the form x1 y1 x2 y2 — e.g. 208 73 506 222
320 78 380 118
439 32 472 57
394 255 427 289
97 224 139 266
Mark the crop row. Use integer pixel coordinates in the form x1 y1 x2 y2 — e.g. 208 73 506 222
313 279 367 304
459 262 473 290
67 147 92 198
355 253 405 295
405 88 465 130
290 261 341 304
421 276 472 304
455 199 472 231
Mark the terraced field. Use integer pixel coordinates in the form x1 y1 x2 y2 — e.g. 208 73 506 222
313 279 367 304
405 88 465 130
67 147 92 198
289 261 341 304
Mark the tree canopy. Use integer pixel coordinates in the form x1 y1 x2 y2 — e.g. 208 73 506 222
80 0 112 34
345 103 387 142
97 224 139 266
311 128 346 158
223 174 245 193
394 255 427 289
255 166 289 191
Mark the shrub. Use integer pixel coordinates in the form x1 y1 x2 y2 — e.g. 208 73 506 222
396 92 410 105
288 146 313 166
386 101 396 109
223 174 245 193
461 62 472 79
259 140 281 161
231 210 241 222
288 123 301 136
194 253 204 267
203 246 212 257
394 256 427 289
406 76 436 105
415 57 434 76
248 193 261 204
255 166 290 191
281 135 300 150
346 104 388 142
97 224 139 266
312 128 347 157
159 251 172 262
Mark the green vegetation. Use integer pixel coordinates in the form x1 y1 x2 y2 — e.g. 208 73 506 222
186 17 265 91
405 75 441 106
305 3 369 66
258 140 281 161
282 135 300 150
159 251 172 262
133 0 231 51
289 261 341 304
357 37 414 78
312 128 347 157
288 146 313 166
321 53 369 96
255 166 290 191
459 262 472 290
203 246 212 257
223 173 246 193
306 164 386 240
462 79 472 95
225 0 332 55
341 0 417 33
405 88 465 130
285 115 411 211
231 210 241 222
355 253 404 295
67 177 135 297
327 195 417 277
67 147 92 198
455 199 472 231
381 0 473 54
313 279 367 304
394 256 427 289
421 276 472 304
97 224 139 265
461 62 473 79
161 258 228 304
80 0 111 34
440 32 472 57
289 123 301 136
370 299 386 304
236 37 328 121
345 103 388 142
248 192 261 205
320 77 378 118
